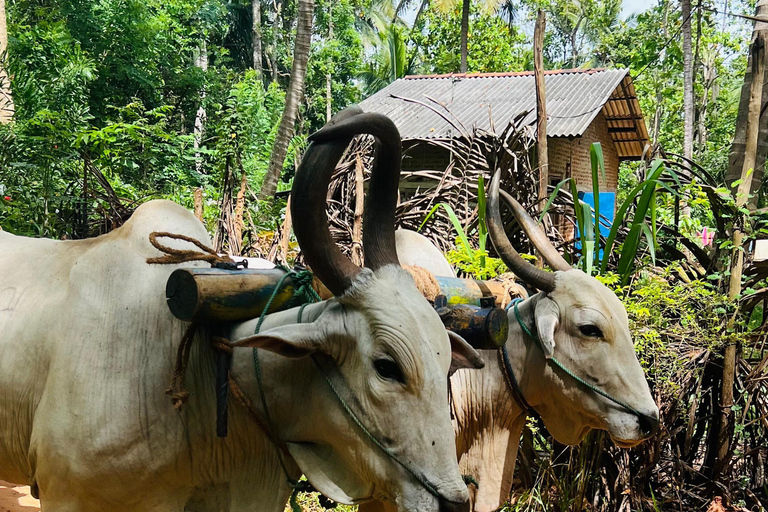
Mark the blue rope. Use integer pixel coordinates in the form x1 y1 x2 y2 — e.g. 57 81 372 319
511 300 643 418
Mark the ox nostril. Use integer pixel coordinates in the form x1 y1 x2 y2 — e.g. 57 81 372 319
439 497 470 512
639 412 660 437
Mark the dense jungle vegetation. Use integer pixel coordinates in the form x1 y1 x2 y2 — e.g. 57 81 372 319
1 0 767 510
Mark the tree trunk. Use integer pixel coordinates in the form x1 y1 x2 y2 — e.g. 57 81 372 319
259 0 315 200
269 0 283 83
252 0 263 79
682 0 694 161
570 18 582 68
326 2 333 123
0 0 13 123
652 2 669 146
459 0 469 73
194 43 208 176
194 188 204 222
721 2 767 475
726 0 768 207
534 10 547 212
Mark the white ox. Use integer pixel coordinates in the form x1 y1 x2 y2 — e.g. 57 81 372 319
0 109 484 512
364 173 660 512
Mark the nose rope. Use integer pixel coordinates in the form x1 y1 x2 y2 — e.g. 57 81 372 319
249 284 465 508
508 298 644 418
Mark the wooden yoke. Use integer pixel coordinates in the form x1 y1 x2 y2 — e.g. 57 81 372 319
165 268 510 351
166 268 308 322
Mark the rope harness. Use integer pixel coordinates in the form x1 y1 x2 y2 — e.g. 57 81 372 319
250 281 461 508
147 232 469 508
502 298 644 419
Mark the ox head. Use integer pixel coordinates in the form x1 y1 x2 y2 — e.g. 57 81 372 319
233 107 483 512
486 172 660 447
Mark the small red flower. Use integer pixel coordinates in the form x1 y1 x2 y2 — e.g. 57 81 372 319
3 196 11 201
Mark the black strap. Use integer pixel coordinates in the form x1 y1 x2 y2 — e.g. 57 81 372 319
498 345 534 415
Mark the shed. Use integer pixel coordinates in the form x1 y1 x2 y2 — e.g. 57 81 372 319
359 68 650 212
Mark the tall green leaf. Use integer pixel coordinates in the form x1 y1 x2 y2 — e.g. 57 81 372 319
539 177 571 222
477 175 487 267
600 159 666 275
420 202 472 259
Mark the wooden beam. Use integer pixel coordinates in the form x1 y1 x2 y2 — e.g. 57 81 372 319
619 78 645 143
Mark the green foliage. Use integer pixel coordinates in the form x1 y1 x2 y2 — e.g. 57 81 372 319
411 1 527 74
542 146 673 282
358 24 412 95
605 270 744 390
446 237 508 280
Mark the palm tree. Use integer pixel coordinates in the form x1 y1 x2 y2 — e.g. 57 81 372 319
259 0 314 199
0 0 13 123
253 0 263 78
401 0 515 74
359 24 415 94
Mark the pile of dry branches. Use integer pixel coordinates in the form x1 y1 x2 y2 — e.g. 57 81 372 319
319 99 568 261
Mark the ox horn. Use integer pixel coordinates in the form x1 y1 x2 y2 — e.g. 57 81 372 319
498 185 571 272
309 108 402 271
291 106 402 296
486 172 559 292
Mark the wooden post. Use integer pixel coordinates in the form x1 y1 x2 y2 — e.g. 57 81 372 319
233 166 248 255
279 194 293 264
534 9 548 213
351 154 365 266
720 22 766 471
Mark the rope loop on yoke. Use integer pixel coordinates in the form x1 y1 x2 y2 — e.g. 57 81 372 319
511 300 644 418
147 231 242 268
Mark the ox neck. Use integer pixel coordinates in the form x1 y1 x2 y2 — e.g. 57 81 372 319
503 295 546 413
221 301 333 510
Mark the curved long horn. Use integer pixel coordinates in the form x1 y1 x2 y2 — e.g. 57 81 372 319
311 110 402 270
291 107 402 296
486 173 557 292
501 191 571 272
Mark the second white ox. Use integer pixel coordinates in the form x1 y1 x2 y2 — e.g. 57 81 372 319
0 109 482 512
366 173 660 512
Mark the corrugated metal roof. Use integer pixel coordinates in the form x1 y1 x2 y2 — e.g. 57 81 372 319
359 68 649 159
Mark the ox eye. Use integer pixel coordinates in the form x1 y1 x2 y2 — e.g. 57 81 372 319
579 324 604 338
374 358 405 384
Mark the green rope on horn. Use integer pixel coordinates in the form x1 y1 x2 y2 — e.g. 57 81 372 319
512 301 644 418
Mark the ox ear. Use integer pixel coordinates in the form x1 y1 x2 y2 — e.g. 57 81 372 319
535 296 559 359
448 331 485 375
230 324 324 358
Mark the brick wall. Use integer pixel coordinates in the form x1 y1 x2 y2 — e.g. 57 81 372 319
400 112 620 199
548 112 619 192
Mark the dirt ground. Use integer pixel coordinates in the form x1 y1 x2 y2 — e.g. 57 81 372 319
0 481 39 512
